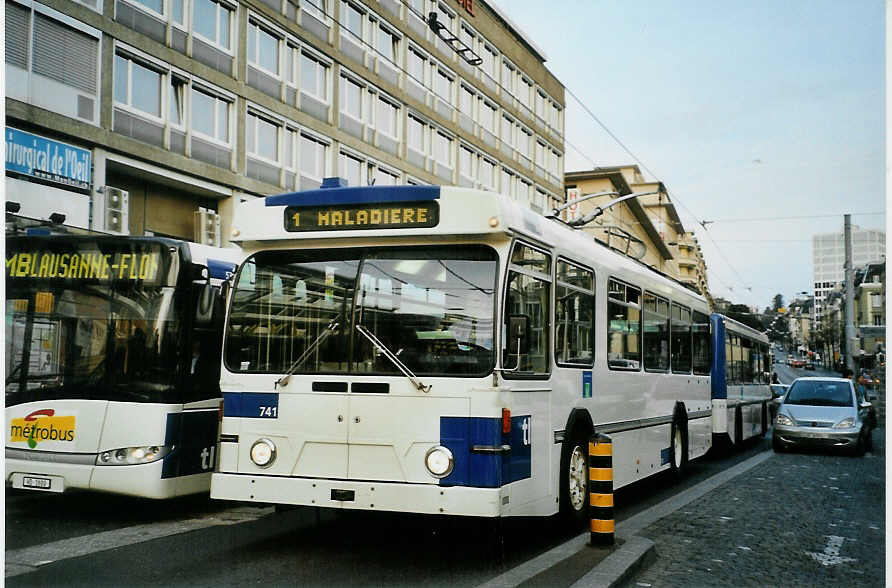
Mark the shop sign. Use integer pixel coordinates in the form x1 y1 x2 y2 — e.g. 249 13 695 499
5 127 92 191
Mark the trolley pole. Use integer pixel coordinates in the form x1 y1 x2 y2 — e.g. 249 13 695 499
588 433 615 546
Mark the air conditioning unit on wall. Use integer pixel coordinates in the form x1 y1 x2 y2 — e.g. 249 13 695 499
103 187 129 234
194 209 221 247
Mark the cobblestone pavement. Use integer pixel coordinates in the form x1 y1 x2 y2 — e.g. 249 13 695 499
626 429 885 587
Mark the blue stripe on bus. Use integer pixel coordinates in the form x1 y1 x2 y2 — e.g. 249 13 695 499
207 258 237 280
439 416 531 488
161 410 218 479
222 393 279 418
710 314 727 399
264 185 441 207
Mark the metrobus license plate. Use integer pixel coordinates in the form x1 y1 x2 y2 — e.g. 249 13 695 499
22 476 52 489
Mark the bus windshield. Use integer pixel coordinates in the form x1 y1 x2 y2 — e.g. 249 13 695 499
6 239 184 406
225 245 497 377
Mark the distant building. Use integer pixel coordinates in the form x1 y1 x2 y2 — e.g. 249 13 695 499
6 0 565 242
853 260 885 368
564 165 712 304
813 226 885 317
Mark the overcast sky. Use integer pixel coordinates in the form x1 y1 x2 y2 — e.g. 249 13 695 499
492 0 886 309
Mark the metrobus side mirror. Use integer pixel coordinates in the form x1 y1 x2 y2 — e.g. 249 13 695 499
195 283 215 326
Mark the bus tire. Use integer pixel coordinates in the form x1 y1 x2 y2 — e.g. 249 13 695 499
669 408 688 479
734 406 743 446
559 426 591 530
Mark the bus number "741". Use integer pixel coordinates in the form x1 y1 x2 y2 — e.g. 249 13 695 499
259 406 278 418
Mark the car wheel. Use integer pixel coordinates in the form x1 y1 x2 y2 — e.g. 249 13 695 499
772 435 785 453
853 434 866 457
559 428 590 530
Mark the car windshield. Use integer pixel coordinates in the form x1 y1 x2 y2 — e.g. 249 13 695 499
785 381 854 407
224 245 497 377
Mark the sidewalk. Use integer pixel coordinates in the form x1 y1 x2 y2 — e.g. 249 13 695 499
568 429 885 587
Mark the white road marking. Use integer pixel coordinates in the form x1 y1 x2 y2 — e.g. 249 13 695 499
5 505 274 578
806 535 856 566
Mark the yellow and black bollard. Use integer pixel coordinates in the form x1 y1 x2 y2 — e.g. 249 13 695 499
588 433 614 546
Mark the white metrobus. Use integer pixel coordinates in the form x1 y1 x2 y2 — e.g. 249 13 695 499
6 234 240 498
211 182 714 525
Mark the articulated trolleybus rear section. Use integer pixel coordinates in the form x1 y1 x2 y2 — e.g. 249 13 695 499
212 180 714 525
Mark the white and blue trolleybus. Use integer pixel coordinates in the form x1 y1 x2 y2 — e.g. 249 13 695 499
709 314 771 450
6 234 240 498
212 180 716 526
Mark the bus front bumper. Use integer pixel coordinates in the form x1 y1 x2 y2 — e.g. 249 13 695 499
211 472 502 517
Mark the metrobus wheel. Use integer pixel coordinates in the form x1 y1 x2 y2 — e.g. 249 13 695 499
559 428 590 529
669 414 688 479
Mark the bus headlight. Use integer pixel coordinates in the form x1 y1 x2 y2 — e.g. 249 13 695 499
96 445 171 465
250 438 276 468
424 445 454 478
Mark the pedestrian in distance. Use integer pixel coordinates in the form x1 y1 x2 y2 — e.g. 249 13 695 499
771 372 780 384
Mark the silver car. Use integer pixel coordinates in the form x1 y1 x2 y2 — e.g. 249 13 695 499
772 377 874 455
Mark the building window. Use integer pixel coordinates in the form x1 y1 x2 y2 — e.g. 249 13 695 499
460 84 475 117
301 0 326 21
501 60 515 96
339 151 363 187
377 23 398 64
248 20 280 75
434 66 454 103
193 0 232 50
300 51 328 100
342 1 363 38
376 95 399 139
191 86 230 142
407 46 426 86
480 100 496 134
300 133 328 183
408 115 425 154
340 75 363 120
374 166 399 186
501 114 514 147
432 131 453 168
459 144 475 181
479 158 495 190
246 111 280 163
481 43 497 83
114 53 162 118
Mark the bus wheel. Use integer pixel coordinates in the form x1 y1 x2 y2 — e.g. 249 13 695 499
559 429 590 529
734 406 743 446
670 416 688 479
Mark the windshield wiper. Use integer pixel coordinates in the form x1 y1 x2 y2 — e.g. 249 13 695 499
355 324 432 393
275 319 339 389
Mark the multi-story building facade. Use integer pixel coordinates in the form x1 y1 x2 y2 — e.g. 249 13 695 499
564 165 712 304
6 0 565 244
813 225 885 317
854 260 885 368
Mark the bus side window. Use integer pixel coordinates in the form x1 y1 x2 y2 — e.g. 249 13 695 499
692 311 710 375
554 259 594 367
503 243 551 375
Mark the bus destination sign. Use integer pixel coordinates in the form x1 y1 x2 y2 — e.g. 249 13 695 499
284 202 439 232
6 250 162 283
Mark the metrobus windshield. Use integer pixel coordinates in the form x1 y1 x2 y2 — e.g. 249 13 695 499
6 239 184 406
225 245 497 377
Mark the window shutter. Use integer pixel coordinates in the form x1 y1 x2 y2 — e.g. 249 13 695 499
6 1 30 69
33 13 97 94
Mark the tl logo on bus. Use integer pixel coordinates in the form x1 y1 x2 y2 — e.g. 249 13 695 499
9 409 76 448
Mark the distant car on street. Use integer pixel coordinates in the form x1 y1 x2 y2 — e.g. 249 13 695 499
804 361 815 370
773 377 875 456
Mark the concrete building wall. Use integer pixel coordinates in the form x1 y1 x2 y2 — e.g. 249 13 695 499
6 0 566 244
